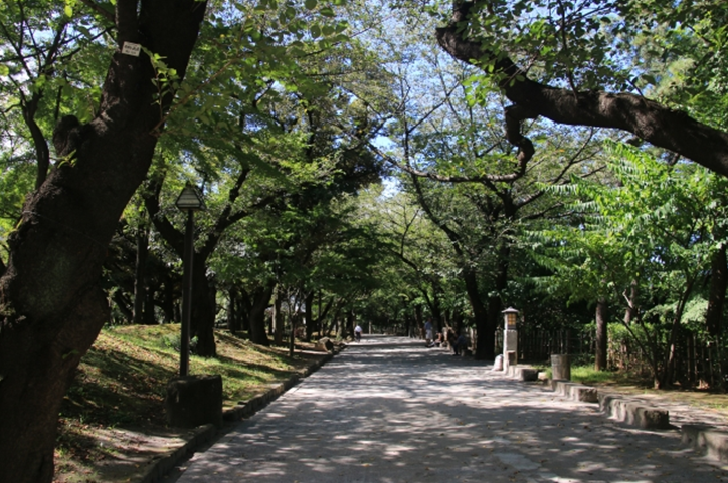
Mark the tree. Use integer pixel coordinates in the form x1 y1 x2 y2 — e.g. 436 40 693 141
434 0 728 178
532 142 728 387
0 1 208 480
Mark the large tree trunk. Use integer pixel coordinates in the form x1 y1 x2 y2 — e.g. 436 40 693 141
595 297 608 371
190 256 216 356
0 2 206 481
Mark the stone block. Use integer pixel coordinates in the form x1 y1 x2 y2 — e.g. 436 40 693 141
519 368 539 382
166 375 223 429
569 385 598 403
682 425 728 462
315 337 334 352
598 393 670 430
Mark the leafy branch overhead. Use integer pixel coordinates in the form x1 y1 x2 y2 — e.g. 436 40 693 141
435 0 728 177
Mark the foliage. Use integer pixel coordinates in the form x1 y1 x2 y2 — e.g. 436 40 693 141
530 141 728 386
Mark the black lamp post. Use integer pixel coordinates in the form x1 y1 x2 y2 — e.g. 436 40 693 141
175 183 205 377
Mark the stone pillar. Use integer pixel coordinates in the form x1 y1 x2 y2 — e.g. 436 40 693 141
503 333 518 372
551 354 571 381
502 307 519 372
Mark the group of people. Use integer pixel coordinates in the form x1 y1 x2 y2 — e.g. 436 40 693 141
351 319 468 355
424 319 468 355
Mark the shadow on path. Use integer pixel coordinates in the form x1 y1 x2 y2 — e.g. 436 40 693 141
169 336 728 483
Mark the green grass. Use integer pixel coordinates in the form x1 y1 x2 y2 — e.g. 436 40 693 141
54 324 327 483
538 365 642 386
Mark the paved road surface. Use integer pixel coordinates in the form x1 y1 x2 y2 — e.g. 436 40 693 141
170 335 728 482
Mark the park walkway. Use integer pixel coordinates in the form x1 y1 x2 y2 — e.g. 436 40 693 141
169 335 728 482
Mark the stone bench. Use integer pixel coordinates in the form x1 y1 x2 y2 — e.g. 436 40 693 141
597 393 670 429
682 425 728 463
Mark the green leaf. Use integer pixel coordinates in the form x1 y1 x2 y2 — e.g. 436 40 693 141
305 0 318 10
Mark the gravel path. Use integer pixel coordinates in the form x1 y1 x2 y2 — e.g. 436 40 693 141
170 335 728 482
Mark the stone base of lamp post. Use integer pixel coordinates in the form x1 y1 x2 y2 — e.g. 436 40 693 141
165 375 223 428
503 329 518 371
551 354 571 381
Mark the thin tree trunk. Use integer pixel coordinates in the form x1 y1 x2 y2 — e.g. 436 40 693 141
305 291 314 341
659 279 695 389
623 280 638 324
142 286 156 325
274 285 284 345
706 244 727 339
595 297 608 371
227 287 239 332
132 225 149 324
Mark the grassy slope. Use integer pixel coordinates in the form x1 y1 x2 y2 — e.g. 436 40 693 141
53 324 326 483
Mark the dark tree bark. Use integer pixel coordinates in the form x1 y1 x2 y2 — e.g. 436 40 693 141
239 290 251 333
595 297 608 371
305 290 315 341
113 290 134 322
273 285 284 344
189 256 216 355
133 225 149 324
160 273 178 323
623 280 639 324
706 244 727 339
227 286 240 332
248 282 274 346
435 1 728 177
344 309 355 340
0 1 207 481
142 285 157 325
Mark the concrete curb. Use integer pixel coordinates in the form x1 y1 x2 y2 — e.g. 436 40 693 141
551 380 598 403
543 377 728 462
682 425 728 463
223 351 335 422
504 365 539 381
540 376 728 462
597 392 670 429
544 379 669 429
139 424 217 483
137 348 337 483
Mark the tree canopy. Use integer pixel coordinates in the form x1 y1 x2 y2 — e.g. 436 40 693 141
3 0 728 480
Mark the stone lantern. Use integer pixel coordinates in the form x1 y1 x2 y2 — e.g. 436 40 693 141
502 307 519 372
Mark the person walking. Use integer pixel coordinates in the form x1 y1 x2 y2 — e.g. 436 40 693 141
354 324 362 342
424 318 433 343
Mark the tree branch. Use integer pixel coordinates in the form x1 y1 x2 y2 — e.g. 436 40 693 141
435 3 728 177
